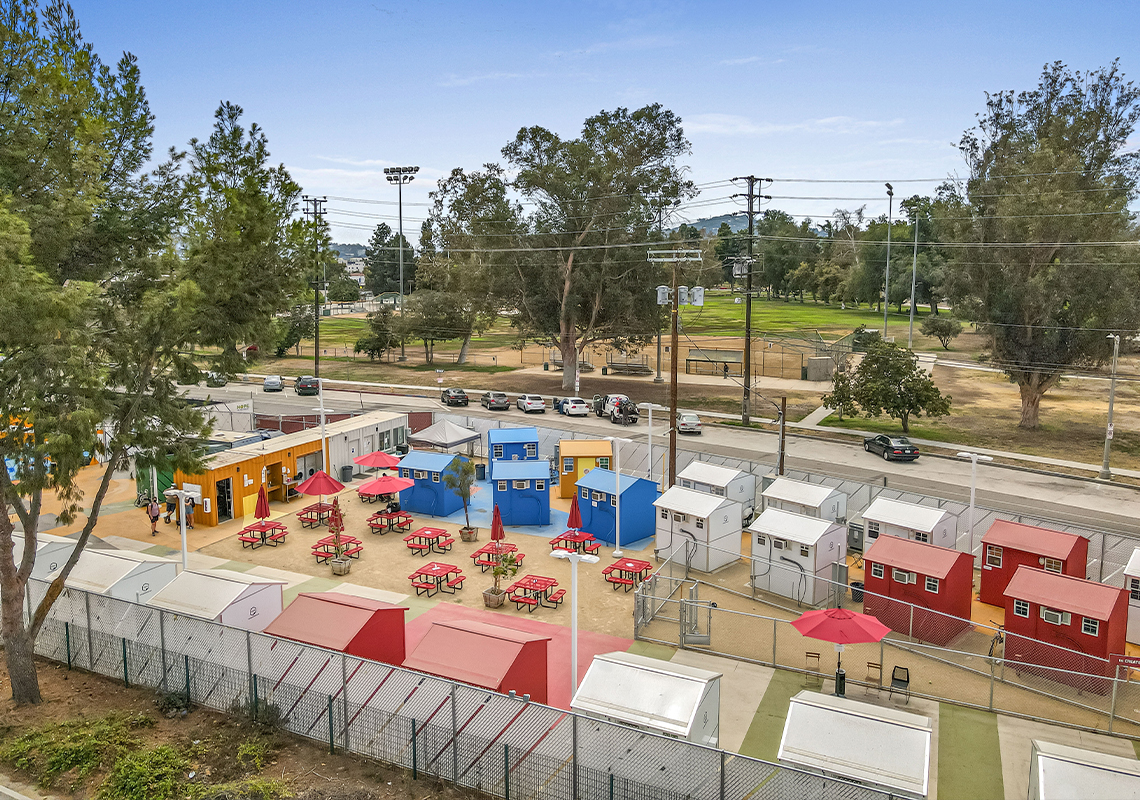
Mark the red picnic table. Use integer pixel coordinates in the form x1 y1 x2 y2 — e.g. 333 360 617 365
356 487 392 504
602 557 652 591
507 575 564 612
311 534 363 564
550 530 601 555
237 520 288 549
297 502 334 528
367 511 412 535
404 527 454 557
470 542 525 572
408 562 465 597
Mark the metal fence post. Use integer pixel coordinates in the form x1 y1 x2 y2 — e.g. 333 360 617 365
121 638 129 687
772 618 778 666
252 674 259 722
909 605 914 640
327 695 335 754
1110 666 1120 733
411 718 418 779
246 630 254 716
609 771 615 800
84 592 94 670
572 714 578 800
450 683 459 783
719 750 726 800
1100 535 1107 582
504 743 510 800
989 660 995 711
65 622 72 670
341 653 350 751
159 610 167 693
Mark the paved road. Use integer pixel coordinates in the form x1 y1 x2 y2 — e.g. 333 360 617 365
190 383 1140 538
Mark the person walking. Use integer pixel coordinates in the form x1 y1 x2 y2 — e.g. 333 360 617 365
146 498 161 536
163 496 176 524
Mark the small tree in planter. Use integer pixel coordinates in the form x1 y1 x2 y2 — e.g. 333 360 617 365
442 458 479 541
327 497 351 576
483 552 519 608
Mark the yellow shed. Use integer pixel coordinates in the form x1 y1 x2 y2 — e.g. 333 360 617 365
556 439 613 498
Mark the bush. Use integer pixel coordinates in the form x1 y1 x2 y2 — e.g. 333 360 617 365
1 714 154 790
235 739 273 773
189 778 291 800
920 315 962 349
98 745 188 800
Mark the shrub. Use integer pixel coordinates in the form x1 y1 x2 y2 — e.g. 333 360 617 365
920 315 963 349
98 745 188 800
0 714 153 789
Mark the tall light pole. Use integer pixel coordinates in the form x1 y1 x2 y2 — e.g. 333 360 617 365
957 451 994 565
883 183 894 338
1100 334 1122 480
384 166 418 362
637 403 666 487
606 436 631 557
908 210 919 349
551 549 599 694
163 488 199 571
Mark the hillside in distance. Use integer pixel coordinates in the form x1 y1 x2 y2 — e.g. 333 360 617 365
679 214 749 234
331 242 367 258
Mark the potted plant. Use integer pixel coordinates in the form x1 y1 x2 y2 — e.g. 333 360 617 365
443 458 479 541
483 552 519 608
327 498 351 576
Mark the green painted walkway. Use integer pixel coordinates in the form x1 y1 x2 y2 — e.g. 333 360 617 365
738 670 819 761
937 704 1003 800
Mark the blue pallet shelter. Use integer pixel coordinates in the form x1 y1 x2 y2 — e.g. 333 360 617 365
490 460 551 526
397 452 466 517
574 468 659 545
487 427 540 462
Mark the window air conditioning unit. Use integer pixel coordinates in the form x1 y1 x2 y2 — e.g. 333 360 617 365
773 539 785 550
1041 608 1071 626
892 568 916 584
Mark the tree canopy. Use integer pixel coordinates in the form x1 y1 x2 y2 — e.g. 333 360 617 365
823 342 951 432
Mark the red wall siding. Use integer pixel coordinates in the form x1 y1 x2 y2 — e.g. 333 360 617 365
862 555 973 647
500 640 549 704
980 540 1089 606
350 609 407 665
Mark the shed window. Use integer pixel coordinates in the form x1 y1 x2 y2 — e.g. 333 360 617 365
525 443 537 458
696 518 704 529
431 472 440 483
563 457 574 472
660 508 668 519
1013 599 1030 617
870 563 884 579
913 531 929 544
1131 578 1140 602
986 545 1002 568
414 470 426 480
1043 557 1063 574
513 480 528 490
402 469 410 478
497 481 507 491
536 480 545 491
610 494 617 507
866 520 879 539
581 487 589 500
800 545 811 558
1082 618 1100 637
597 457 610 470
712 487 725 496
493 445 504 459
925 576 939 593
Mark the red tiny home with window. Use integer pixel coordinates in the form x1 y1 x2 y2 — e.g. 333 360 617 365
862 536 973 646
979 520 1088 607
1002 566 1126 689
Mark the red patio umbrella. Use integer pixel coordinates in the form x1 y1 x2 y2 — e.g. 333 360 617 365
358 474 414 496
353 450 401 470
254 485 271 520
567 494 582 531
491 504 506 554
295 469 345 504
792 607 890 674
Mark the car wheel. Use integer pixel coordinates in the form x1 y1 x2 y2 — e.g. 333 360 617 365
883 450 891 461
864 442 870 452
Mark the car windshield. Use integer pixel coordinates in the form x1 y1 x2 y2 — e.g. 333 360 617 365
681 414 697 421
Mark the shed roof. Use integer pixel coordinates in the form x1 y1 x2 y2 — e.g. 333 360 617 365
399 451 459 473
571 651 721 738
748 508 843 546
64 549 173 594
206 410 404 470
653 486 736 518
1032 740 1140 799
863 497 953 533
677 461 748 487
981 520 1085 561
576 468 651 496
401 620 549 689
489 460 550 481
762 478 841 508
147 569 285 619
1127 548 1140 579
487 427 539 445
558 439 612 458
263 592 406 651
865 535 966 580
1004 566 1124 621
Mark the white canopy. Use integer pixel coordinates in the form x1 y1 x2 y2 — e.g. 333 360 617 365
653 486 736 519
408 419 480 449
748 508 843 547
1031 739 1140 800
762 477 840 508
862 497 952 534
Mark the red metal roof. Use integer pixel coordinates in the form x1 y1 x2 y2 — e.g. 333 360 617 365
402 620 550 690
263 592 407 651
1003 566 1124 620
980 520 1084 560
864 536 966 580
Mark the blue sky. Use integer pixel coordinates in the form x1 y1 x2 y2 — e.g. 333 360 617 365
73 0 1138 243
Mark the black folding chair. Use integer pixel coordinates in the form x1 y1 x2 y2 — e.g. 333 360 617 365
889 666 910 703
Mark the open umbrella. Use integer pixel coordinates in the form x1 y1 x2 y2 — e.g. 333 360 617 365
358 474 414 496
296 469 345 504
254 485 271 520
567 494 582 531
792 607 890 681
353 450 401 470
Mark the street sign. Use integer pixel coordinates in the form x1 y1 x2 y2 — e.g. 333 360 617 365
1108 423 1115 440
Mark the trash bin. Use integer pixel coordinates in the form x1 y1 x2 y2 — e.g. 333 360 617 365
543 362 549 371
476 463 486 481
322 308 331 317
800 366 808 380
340 465 354 483
601 366 608 375
850 581 864 603
835 668 846 697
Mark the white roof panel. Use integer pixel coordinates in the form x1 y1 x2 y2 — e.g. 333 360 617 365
779 692 931 797
653 486 737 518
146 569 284 619
677 461 747 487
1125 548 1140 579
863 497 952 534
748 508 843 546
65 551 144 594
571 651 720 738
1033 739 1140 799
762 478 840 508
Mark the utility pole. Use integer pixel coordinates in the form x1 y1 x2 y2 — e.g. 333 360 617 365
731 176 771 426
883 183 894 338
908 210 919 349
385 166 418 361
1100 334 1121 480
303 195 327 378
778 396 787 475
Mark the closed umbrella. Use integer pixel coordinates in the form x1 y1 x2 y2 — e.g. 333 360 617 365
254 485 271 521
353 450 401 470
491 504 506 555
567 494 582 531
792 607 890 695
296 470 345 504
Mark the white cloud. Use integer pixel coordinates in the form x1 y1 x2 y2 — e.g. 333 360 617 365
685 113 905 136
548 35 673 59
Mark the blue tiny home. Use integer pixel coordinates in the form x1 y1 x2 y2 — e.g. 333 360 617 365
574 468 660 545
398 452 466 517
487 427 540 462
490 460 551 526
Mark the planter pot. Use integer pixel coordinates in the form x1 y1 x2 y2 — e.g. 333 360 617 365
460 527 479 543
483 588 507 608
330 558 351 576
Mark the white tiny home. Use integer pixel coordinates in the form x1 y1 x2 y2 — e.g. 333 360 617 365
146 569 285 632
1029 739 1140 800
1124 548 1140 645
748 508 847 606
861 497 957 550
761 477 847 523
653 486 742 572
572 651 721 747
676 462 756 522
44 548 177 604
11 533 80 580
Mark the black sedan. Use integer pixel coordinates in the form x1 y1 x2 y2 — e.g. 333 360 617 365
863 434 920 461
442 387 469 406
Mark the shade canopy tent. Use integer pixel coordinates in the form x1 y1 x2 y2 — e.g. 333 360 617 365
408 419 480 454
1029 739 1140 800
263 592 408 664
779 691 932 799
571 651 721 747
146 569 285 632
45 548 177 604
402 619 550 703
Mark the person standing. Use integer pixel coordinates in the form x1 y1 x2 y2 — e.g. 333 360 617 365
185 497 196 529
146 498 161 536
163 496 176 524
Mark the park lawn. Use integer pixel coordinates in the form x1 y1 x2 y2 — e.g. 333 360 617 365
308 315 524 352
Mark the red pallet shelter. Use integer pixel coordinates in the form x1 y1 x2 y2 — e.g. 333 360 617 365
263 592 408 664
979 520 1088 606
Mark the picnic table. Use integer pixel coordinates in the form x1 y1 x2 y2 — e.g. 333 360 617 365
311 534 363 564
357 488 392 504
297 502 334 528
404 527 455 557
549 530 601 555
507 575 564 612
368 511 413 535
237 520 288 549
408 562 466 597
602 557 651 591
470 542 525 572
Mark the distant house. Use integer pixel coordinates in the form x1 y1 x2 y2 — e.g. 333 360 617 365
979 520 1088 606
398 452 465 517
676 461 756 522
556 439 612 498
487 427 540 462
761 477 847 523
574 468 659 545
490 460 551 526
861 497 957 550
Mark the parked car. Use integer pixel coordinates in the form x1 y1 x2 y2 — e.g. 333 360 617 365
294 375 319 396
677 412 703 434
262 375 284 392
556 397 591 416
593 393 630 417
608 397 639 425
480 391 510 410
441 387 469 406
863 434 920 461
205 371 227 388
517 394 546 413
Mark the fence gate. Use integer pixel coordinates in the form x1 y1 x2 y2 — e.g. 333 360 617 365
680 584 712 647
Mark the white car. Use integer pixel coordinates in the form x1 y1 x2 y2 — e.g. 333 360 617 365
517 394 546 413
559 397 590 416
262 375 283 392
677 412 702 434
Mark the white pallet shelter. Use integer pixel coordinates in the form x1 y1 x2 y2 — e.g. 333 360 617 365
44 548 177 604
779 691 931 799
146 569 285 632
861 497 956 549
761 477 847 523
572 651 721 747
1124 548 1140 645
748 508 847 605
12 533 81 580
1029 739 1140 800
676 461 756 522
653 486 741 572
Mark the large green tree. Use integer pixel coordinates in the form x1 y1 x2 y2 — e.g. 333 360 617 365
363 222 416 296
939 62 1140 428
824 341 951 432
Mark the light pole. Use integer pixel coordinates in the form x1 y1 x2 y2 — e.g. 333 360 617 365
1100 334 1122 480
957 451 994 564
908 210 919 349
163 488 200 571
883 183 894 338
551 549 599 694
384 165 418 362
605 436 631 557
637 403 666 487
